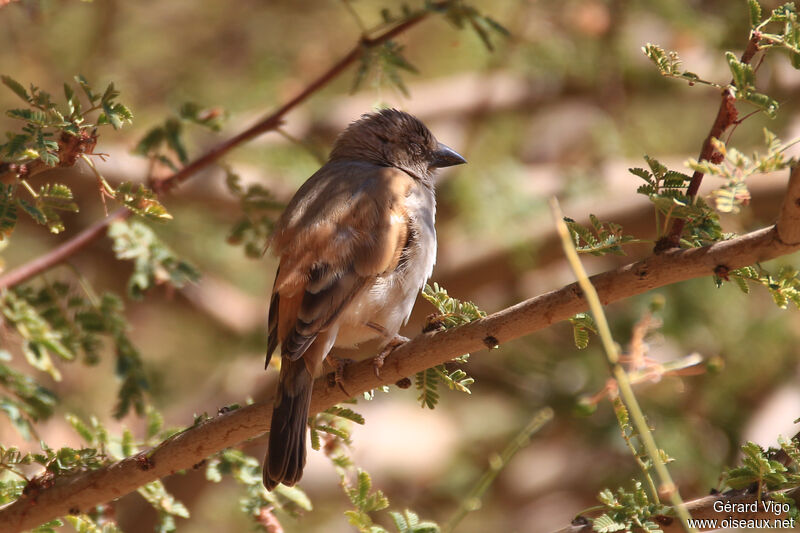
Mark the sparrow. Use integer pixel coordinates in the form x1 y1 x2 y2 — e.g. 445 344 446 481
262 108 466 490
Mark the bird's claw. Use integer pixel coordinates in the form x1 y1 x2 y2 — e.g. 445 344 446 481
327 355 355 397
373 335 410 379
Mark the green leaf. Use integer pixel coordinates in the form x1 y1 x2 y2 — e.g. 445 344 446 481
415 367 439 409
67 413 96 445
75 74 99 103
1 75 31 102
164 118 187 164
109 219 199 299
0 184 18 239
112 182 172 221
749 0 762 27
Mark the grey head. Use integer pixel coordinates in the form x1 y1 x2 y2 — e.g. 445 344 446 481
328 108 466 181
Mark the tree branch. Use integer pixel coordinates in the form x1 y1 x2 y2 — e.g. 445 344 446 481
0 9 431 291
659 32 761 251
1 181 799 530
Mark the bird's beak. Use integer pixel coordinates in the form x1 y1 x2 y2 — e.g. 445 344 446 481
430 143 466 168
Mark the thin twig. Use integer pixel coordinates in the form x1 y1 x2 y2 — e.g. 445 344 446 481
659 32 761 251
442 408 553 533
551 198 696 532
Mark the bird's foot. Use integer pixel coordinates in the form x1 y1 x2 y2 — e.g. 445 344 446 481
326 355 355 396
373 335 409 379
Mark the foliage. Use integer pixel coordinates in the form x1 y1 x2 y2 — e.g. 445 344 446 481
225 169 284 258
415 283 482 408
0 349 56 440
688 130 795 212
109 219 200 300
591 481 670 533
722 440 800 492
309 404 366 452
0 282 149 418
563 215 642 256
718 265 800 310
569 312 597 349
0 75 170 236
0 74 131 166
351 1 507 96
629 155 724 246
206 448 312 529
133 102 225 171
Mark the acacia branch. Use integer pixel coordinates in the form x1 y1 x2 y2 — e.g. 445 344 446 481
0 8 432 291
1 169 799 531
659 32 761 251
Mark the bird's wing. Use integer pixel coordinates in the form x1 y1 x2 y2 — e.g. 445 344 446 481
266 162 415 368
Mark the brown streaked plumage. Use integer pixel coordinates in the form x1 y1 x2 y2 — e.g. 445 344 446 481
263 108 465 490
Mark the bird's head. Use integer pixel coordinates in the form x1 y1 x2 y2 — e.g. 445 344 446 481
329 108 466 180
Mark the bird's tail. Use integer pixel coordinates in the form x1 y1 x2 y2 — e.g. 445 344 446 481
263 357 313 491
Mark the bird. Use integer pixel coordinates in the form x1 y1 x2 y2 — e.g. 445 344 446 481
262 108 466 490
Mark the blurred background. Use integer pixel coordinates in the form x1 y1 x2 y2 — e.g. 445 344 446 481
1 0 800 531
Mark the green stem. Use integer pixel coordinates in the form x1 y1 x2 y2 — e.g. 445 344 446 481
550 197 697 533
442 408 553 533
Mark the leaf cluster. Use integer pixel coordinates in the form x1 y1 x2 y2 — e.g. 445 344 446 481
310 404 365 452
688 130 795 214
0 350 56 439
206 448 312 528
133 102 224 171
415 283 482 408
720 265 800 309
0 282 150 419
341 469 440 533
751 1 800 70
592 481 670 533
225 170 283 258
109 220 200 300
0 180 79 237
720 438 800 521
351 1 506 96
563 215 642 256
1 74 131 167
630 155 723 246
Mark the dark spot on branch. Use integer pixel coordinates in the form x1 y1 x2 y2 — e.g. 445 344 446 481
192 459 207 470
483 335 499 348
571 515 589 526
395 377 412 389
570 285 583 298
68 507 80 515
714 264 730 281
636 266 649 280
653 236 676 254
135 454 154 471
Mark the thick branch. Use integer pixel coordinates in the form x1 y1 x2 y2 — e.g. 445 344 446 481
0 11 430 291
777 164 800 245
1 217 799 531
660 32 761 251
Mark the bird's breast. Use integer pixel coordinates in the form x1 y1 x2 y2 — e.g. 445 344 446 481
334 184 436 348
